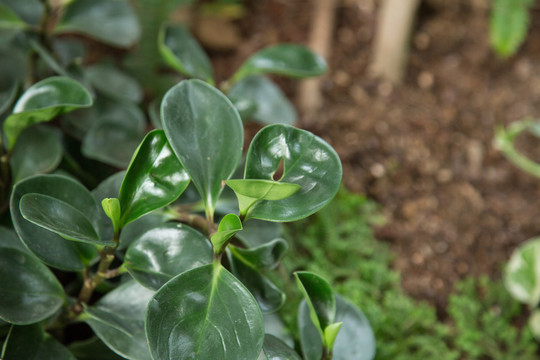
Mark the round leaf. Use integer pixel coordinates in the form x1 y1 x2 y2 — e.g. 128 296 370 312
161 79 243 216
85 63 143 103
295 271 335 334
124 223 213 290
298 295 375 360
4 76 92 148
261 334 302 360
11 175 99 270
84 281 154 360
159 24 213 83
9 125 62 183
56 0 140 48
2 324 76 359
232 44 327 83
118 129 190 227
146 263 264 360
0 248 64 324
228 76 296 124
244 124 342 222
230 238 288 270
504 237 540 307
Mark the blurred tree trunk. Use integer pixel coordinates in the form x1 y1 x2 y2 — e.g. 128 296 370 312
371 0 421 83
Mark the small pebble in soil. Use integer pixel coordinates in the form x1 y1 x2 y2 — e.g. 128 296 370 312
377 81 393 97
412 252 424 265
434 241 449 254
370 163 385 178
417 71 434 89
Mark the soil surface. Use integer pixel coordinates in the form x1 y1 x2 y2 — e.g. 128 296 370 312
211 0 540 311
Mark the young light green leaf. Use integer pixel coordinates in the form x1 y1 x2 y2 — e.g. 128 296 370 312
230 238 288 270
146 263 264 360
55 0 141 48
211 213 242 254
118 129 190 227
260 334 302 360
84 281 154 360
490 0 533 57
20 193 106 245
161 79 243 218
228 76 296 124
159 24 214 83
295 271 336 338
85 63 143 103
231 44 327 83
2 324 76 360
124 223 213 290
504 237 540 307
226 179 300 218
244 124 342 222
9 125 62 183
101 198 121 234
298 295 375 360
324 322 343 353
529 309 540 341
11 175 99 270
0 248 64 324
4 76 92 148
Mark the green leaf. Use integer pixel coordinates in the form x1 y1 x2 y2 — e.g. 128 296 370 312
0 3 27 30
295 271 335 337
84 281 154 360
161 79 243 218
324 322 343 353
81 105 146 168
211 213 242 253
529 309 540 341
85 63 143 103
228 250 285 313
125 223 213 290
504 237 540 307
118 129 190 227
101 198 121 234
298 295 375 360
490 0 533 57
261 334 302 360
4 76 92 148
226 179 300 218
244 124 342 221
262 313 294 348
0 0 43 26
230 238 288 270
231 44 327 83
146 263 264 359
2 324 75 359
10 125 62 183
236 219 284 248
56 0 141 48
0 248 64 324
20 193 105 245
11 174 99 270
68 337 124 360
0 226 25 251
228 76 296 124
159 24 214 83
0 81 17 115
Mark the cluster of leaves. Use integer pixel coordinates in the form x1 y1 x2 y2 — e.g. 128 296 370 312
282 188 538 359
490 0 535 57
0 0 377 359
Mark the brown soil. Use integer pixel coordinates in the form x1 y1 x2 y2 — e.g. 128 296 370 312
213 0 540 310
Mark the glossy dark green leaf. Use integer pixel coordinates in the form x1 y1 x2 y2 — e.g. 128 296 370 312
237 219 284 248
244 124 342 222
85 63 143 103
118 129 189 226
226 179 300 218
146 263 264 359
82 106 146 168
295 271 335 334
261 334 302 360
0 81 17 115
11 175 99 270
159 24 213 83
68 337 124 360
504 237 540 307
4 76 92 148
0 226 25 251
298 295 375 360
84 281 154 360
228 250 285 313
230 238 288 270
2 324 75 360
10 125 62 183
228 76 296 124
231 44 327 83
0 0 43 26
0 3 27 30
56 0 141 48
263 313 294 347
0 248 64 324
125 223 213 290
211 213 242 253
161 79 243 217
20 193 105 245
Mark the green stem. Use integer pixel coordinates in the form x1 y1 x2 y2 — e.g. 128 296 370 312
494 121 540 178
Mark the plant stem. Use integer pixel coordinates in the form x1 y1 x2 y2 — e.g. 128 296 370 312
176 212 211 234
